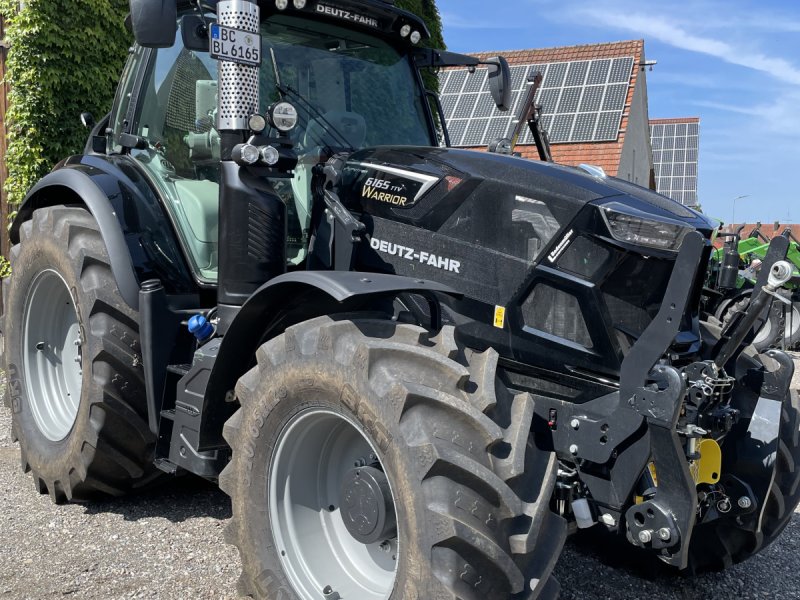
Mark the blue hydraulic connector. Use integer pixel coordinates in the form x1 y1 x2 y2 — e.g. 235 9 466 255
188 314 215 343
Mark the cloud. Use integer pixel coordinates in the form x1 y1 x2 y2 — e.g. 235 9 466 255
441 12 525 30
708 14 800 33
692 92 800 137
570 8 800 86
651 71 752 91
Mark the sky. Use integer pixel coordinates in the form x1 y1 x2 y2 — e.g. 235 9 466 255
437 0 800 225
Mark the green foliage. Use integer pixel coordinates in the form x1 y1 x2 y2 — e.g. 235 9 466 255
394 0 446 93
0 255 10 278
395 0 445 50
0 0 131 208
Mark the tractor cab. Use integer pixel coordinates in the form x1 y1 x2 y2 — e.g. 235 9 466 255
116 1 505 284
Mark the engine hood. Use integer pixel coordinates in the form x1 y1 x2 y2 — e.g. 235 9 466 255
339 146 716 234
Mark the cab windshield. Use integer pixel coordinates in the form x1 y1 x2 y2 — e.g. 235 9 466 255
260 15 435 149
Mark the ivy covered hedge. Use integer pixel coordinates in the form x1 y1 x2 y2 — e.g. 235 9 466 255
396 0 446 92
0 0 130 208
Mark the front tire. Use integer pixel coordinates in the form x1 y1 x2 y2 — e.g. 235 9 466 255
686 384 800 573
3 206 160 502
220 316 565 599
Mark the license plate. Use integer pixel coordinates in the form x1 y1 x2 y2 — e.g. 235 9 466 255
210 24 261 67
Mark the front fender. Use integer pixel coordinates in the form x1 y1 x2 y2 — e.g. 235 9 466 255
197 271 462 449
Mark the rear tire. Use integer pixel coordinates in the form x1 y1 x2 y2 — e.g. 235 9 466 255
3 206 160 502
220 316 565 599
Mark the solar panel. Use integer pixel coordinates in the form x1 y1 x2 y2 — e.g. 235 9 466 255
438 56 634 147
463 69 487 93
650 121 700 206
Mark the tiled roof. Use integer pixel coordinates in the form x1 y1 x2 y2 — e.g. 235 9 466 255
512 142 624 175
469 39 645 65
464 40 645 176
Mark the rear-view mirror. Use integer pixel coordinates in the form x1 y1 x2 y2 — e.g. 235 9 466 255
128 0 177 48
485 56 512 111
182 15 214 52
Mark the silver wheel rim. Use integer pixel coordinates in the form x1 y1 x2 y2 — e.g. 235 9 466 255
786 304 800 340
22 269 83 442
269 409 399 600
754 313 773 345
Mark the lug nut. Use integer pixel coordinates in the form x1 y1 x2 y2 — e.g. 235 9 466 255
657 527 671 541
638 529 652 543
737 496 752 509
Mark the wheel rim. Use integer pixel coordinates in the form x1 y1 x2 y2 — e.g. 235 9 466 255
786 304 800 340
269 409 399 600
22 269 83 442
754 313 773 345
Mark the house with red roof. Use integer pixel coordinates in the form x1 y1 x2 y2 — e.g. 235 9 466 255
439 40 655 187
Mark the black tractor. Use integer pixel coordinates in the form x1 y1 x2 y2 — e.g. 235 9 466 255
3 1 798 598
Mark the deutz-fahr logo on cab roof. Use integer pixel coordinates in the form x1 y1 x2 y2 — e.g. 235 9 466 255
316 3 380 28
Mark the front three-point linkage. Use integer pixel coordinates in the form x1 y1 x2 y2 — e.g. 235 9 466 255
537 232 795 569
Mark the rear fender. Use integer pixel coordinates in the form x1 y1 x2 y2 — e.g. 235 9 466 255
12 168 140 309
10 156 196 310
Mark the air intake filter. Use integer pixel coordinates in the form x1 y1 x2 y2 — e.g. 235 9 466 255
216 0 260 131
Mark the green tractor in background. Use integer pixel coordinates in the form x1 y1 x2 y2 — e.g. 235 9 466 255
706 223 800 351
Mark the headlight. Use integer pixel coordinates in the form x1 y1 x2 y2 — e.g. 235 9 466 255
248 113 267 134
260 145 280 166
269 101 299 133
600 204 690 252
233 143 260 165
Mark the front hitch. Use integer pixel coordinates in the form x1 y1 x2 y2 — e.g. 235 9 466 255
536 231 796 569
536 232 706 567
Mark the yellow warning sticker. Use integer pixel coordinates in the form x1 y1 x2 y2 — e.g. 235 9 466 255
494 306 506 329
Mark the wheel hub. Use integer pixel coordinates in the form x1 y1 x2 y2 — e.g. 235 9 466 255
340 466 397 545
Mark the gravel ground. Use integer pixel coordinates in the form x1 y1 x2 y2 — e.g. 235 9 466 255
0 356 798 599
